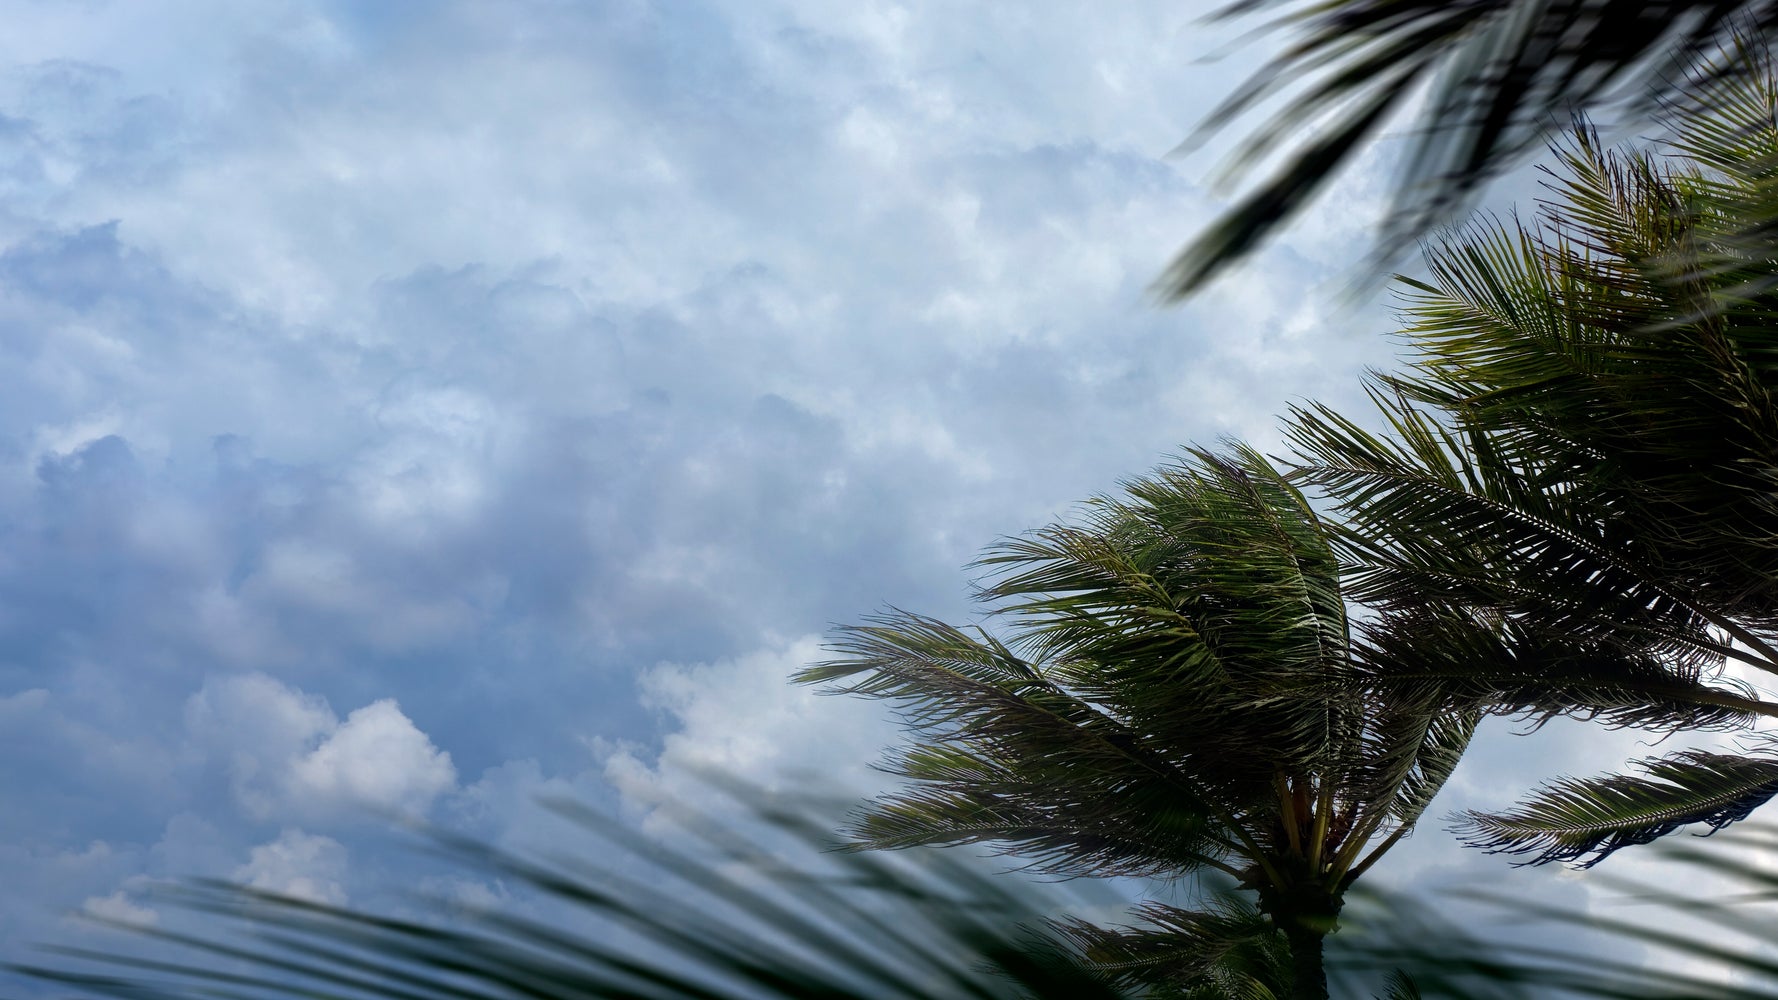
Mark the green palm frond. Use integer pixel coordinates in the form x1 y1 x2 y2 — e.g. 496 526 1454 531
1362 697 1481 831
1288 396 1773 703
1362 84 1778 633
1456 748 1778 867
1353 606 1764 732
806 610 1259 878
1166 0 1778 295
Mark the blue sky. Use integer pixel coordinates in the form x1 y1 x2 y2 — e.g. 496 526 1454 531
1 0 1727 985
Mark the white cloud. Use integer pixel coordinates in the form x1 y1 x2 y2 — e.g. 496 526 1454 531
232 829 349 905
289 699 458 816
80 890 158 928
604 635 899 817
0 0 1641 978
185 673 456 821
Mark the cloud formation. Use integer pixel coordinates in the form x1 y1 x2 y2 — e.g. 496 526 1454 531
0 0 1432 977
232 829 351 906
184 673 457 821
604 635 900 817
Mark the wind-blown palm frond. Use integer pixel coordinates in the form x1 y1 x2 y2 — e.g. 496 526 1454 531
1054 896 1290 999
10 792 1137 1000
1455 748 1778 867
1353 604 1764 732
1166 0 1778 296
808 613 1243 878
1288 397 1778 732
1373 970 1423 1000
1339 823 1778 996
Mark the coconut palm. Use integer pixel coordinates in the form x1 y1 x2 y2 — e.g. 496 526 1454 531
1287 49 1778 868
798 445 1513 999
1168 0 1778 296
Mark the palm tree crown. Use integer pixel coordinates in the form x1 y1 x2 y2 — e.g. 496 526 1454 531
800 447 1481 999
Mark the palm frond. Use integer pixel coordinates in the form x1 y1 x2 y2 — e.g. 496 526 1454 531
804 610 1261 878
1456 748 1778 867
1374 970 1423 1000
1166 0 1778 296
1356 92 1778 635
1053 896 1290 998
9 791 1136 1000
1339 823 1778 997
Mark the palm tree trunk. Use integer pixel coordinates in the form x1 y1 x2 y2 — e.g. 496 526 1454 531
1284 923 1329 1000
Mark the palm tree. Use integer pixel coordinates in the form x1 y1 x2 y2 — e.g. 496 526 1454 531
1167 0 1778 296
798 446 1494 999
1286 50 1778 867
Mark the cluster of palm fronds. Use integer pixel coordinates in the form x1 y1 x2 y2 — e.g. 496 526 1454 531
1288 43 1778 872
798 446 1486 997
1170 0 1778 294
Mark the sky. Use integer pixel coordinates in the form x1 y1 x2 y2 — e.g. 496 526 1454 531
0 0 1749 990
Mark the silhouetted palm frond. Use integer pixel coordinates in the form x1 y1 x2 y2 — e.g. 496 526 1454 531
1457 747 1778 867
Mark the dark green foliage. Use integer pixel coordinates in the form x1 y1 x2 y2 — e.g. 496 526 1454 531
803 447 1492 996
1168 0 1778 295
1054 894 1294 999
1288 48 1778 862
1456 746 1778 866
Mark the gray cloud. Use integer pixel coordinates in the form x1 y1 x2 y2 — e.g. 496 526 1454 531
0 2 1478 983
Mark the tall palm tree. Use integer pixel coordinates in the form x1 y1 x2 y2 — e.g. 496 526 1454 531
1168 0 1778 296
1287 50 1778 867
799 446 1498 999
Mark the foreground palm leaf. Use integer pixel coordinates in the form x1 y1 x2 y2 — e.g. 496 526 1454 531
800 446 1490 999
1291 50 1778 862
10 792 1139 1000
1167 0 1778 295
1339 823 1778 998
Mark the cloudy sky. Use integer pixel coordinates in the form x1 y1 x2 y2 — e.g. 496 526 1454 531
1 0 1734 987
